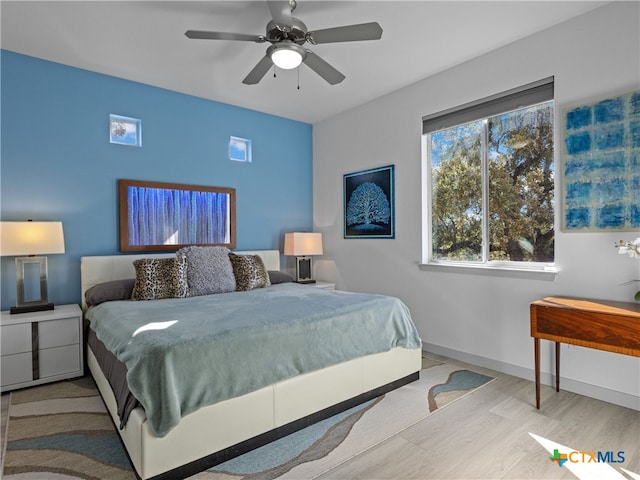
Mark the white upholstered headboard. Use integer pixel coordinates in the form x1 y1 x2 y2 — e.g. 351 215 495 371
80 250 280 309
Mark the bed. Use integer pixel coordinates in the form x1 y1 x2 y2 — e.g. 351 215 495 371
81 250 422 480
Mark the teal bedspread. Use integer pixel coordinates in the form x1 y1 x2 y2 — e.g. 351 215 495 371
86 283 422 437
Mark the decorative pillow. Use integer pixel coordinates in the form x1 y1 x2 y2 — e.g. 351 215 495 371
85 278 135 307
177 246 236 296
268 270 294 284
229 253 271 291
131 256 189 301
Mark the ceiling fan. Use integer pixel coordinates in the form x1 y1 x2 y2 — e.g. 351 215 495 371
185 0 383 85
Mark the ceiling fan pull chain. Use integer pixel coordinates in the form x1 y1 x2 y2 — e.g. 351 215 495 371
297 66 300 90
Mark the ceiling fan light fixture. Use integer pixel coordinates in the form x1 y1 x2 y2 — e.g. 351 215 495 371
268 43 305 70
272 49 301 69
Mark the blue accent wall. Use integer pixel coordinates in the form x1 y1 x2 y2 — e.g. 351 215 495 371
1 50 313 310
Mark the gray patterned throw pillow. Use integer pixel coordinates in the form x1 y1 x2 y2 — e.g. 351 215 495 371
177 246 236 296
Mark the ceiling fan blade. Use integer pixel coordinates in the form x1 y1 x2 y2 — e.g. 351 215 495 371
267 1 293 29
303 50 345 85
185 30 265 42
307 22 383 44
242 55 274 85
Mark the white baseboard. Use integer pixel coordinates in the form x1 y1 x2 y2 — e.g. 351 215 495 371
422 342 640 411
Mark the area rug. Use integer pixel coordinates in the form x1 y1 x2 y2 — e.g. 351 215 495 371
2 356 494 480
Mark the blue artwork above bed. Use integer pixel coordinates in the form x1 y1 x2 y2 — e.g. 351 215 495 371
119 179 237 251
562 90 640 231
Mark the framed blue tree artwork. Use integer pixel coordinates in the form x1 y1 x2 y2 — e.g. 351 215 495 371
344 165 395 239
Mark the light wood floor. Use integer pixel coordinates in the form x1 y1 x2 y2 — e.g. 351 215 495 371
1 354 638 479
317 353 639 480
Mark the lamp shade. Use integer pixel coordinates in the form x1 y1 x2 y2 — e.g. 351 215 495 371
1 221 65 256
284 232 323 256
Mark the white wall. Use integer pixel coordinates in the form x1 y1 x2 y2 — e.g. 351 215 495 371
313 2 640 409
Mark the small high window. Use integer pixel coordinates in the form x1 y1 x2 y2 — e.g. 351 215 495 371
110 114 142 147
229 136 252 163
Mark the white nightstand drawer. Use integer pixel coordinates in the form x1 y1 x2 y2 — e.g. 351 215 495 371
39 318 80 349
1 352 32 386
1 304 84 392
40 344 81 378
1 323 32 355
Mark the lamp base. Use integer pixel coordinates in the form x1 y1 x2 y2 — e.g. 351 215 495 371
10 303 55 315
294 256 314 283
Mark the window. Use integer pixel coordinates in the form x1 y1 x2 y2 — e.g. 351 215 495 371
229 136 252 162
422 78 555 271
110 114 142 147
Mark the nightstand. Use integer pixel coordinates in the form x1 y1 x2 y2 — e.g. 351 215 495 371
1 304 83 392
310 281 336 290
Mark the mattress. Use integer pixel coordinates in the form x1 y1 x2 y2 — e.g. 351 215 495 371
87 328 138 428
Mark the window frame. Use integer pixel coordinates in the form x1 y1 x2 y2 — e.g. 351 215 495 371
421 78 558 277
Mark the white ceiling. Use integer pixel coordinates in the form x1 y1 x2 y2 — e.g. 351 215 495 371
1 1 609 124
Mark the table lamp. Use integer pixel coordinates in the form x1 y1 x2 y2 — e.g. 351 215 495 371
284 232 323 283
1 221 65 314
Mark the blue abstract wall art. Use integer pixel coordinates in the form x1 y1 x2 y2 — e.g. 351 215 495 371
563 90 640 231
128 187 229 244
119 179 236 252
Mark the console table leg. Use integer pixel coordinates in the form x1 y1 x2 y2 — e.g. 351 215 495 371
534 337 540 409
555 342 560 392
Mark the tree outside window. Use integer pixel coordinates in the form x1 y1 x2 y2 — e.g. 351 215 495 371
427 101 554 265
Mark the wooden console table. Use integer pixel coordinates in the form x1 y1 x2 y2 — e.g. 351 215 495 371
530 296 640 409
